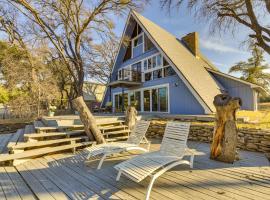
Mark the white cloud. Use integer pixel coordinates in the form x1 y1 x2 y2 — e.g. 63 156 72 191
200 38 248 54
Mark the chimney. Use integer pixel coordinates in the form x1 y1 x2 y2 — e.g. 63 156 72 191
182 32 200 58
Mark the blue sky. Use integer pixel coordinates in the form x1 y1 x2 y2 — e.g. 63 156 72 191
112 2 270 76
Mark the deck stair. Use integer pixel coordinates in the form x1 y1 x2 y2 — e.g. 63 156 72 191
98 120 131 141
0 119 130 166
0 141 94 166
24 130 85 142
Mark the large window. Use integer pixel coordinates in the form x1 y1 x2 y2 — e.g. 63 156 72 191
132 33 144 58
135 91 141 111
114 86 168 113
144 35 154 51
118 66 131 81
133 35 143 47
114 93 128 112
152 89 158 112
143 90 151 112
159 87 168 112
151 87 168 112
129 91 141 111
143 54 176 82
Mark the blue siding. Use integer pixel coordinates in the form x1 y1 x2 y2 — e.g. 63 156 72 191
111 75 205 115
211 72 256 110
133 45 144 57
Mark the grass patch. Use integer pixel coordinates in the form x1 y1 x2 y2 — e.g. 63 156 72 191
192 104 270 129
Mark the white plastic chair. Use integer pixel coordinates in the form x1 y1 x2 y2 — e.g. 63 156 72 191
85 120 151 169
114 121 194 200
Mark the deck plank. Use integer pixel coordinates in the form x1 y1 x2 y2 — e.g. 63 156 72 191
33 157 101 200
0 167 22 200
0 140 268 200
46 154 138 200
22 160 70 200
16 164 56 200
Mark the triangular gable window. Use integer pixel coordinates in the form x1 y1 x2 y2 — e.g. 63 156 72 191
144 34 154 51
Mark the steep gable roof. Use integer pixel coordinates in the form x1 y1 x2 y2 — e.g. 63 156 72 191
131 11 221 112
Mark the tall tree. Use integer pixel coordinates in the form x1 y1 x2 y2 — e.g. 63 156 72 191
229 43 270 90
7 0 144 143
160 0 270 55
0 41 61 118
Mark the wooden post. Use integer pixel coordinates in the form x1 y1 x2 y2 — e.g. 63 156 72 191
125 106 137 130
72 96 106 144
210 94 242 163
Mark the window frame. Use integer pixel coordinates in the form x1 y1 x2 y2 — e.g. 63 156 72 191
112 84 170 113
131 32 144 58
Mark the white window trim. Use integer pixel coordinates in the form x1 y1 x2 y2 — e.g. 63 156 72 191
112 83 170 113
118 65 132 81
131 32 144 58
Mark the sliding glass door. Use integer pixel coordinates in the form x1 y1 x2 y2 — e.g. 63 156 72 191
114 86 168 113
158 87 168 112
114 93 128 112
143 90 151 112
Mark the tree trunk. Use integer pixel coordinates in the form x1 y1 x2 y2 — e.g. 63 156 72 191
72 96 106 144
210 94 241 163
125 106 137 130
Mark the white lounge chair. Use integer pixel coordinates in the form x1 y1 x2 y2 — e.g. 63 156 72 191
85 120 151 169
114 121 194 200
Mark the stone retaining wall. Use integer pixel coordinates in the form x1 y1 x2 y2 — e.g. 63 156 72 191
0 123 29 134
146 119 270 153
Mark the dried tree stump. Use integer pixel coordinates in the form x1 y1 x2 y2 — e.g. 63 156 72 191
72 96 106 144
210 94 241 163
125 106 137 130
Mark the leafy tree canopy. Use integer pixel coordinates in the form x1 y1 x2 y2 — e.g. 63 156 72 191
229 43 270 91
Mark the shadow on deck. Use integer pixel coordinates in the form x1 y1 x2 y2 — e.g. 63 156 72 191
0 140 269 200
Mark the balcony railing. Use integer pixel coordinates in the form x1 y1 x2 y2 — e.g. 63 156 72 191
115 69 142 83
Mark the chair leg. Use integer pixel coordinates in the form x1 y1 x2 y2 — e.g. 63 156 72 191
97 154 107 170
116 170 122 181
145 160 191 200
190 154 194 168
145 176 156 200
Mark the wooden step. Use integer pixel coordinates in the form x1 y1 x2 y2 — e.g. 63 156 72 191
35 126 59 133
24 130 85 142
104 130 130 136
106 136 129 142
100 125 128 131
7 129 24 148
97 120 125 127
9 136 89 152
35 124 85 133
0 141 94 166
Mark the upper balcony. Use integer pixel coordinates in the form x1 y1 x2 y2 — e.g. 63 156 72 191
108 69 142 88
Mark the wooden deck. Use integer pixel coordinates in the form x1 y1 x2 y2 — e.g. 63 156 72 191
0 140 269 200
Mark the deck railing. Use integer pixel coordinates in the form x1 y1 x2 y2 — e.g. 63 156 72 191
114 69 142 82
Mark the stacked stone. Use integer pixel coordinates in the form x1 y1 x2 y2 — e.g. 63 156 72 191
0 123 28 134
146 119 167 138
189 125 213 142
238 128 270 153
146 119 270 154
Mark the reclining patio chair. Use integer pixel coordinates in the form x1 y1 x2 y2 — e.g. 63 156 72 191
85 120 151 169
114 121 194 200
